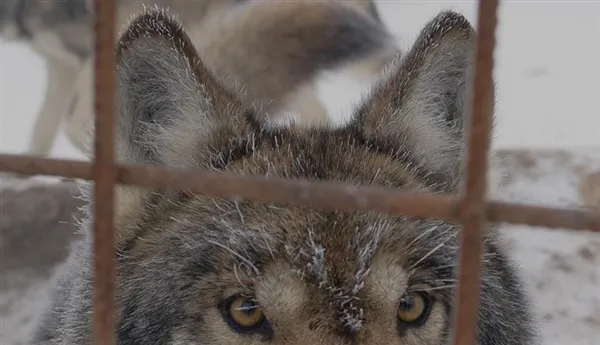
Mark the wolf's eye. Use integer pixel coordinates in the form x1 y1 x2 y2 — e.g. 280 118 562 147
222 295 269 333
397 292 432 325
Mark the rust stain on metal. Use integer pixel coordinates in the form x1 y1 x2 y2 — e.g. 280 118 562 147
92 0 117 344
2 154 599 232
451 0 500 344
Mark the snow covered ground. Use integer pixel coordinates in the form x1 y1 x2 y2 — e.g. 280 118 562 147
494 149 600 345
1 1 599 345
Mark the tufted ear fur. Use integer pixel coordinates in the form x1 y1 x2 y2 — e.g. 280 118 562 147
112 9 256 242
115 8 251 168
355 11 484 190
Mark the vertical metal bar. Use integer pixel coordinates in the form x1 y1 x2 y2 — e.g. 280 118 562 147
92 0 117 344
451 0 499 344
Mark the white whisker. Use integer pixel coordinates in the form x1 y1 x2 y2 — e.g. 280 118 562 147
207 240 259 275
409 285 458 293
408 230 458 271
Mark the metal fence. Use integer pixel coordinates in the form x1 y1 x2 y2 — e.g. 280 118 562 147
0 0 598 344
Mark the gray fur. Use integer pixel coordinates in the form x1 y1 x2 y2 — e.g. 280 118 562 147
0 0 238 54
355 12 478 191
193 1 394 124
33 8 537 345
0 0 92 58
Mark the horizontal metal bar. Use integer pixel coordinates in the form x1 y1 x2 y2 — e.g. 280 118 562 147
1 154 599 231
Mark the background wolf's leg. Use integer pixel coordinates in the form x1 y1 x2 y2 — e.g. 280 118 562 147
65 58 94 156
26 58 79 157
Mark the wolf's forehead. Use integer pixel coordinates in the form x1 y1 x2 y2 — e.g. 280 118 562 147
284 218 390 276
273 219 391 331
201 204 395 276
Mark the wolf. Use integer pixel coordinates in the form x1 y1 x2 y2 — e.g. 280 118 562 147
31 6 538 345
0 0 392 157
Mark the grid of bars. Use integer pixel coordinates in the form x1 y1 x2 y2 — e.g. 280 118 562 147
0 0 599 344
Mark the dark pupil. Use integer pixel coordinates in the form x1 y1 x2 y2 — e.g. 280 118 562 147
240 300 255 315
401 295 415 310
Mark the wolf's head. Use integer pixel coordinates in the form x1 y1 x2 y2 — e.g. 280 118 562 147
55 8 537 345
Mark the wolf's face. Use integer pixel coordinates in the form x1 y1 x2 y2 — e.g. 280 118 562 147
54 8 536 345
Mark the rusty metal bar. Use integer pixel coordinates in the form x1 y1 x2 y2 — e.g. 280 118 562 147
2 154 599 232
92 0 117 344
451 0 499 344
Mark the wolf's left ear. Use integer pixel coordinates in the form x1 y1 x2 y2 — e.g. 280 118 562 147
115 9 250 168
355 11 486 188
112 9 256 244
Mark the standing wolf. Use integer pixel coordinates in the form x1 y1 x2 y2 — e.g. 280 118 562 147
0 0 392 157
32 5 537 345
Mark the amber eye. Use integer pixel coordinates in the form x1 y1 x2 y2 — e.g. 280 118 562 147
223 295 267 332
397 292 432 325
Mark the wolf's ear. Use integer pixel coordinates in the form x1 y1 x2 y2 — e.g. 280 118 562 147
115 9 249 168
355 11 483 189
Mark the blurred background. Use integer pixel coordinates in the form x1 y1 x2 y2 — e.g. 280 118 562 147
1 1 599 345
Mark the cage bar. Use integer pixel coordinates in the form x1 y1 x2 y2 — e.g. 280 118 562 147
2 154 599 232
91 0 117 344
451 0 499 344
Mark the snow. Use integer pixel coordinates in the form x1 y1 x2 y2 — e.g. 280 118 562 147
493 149 600 345
1 1 599 344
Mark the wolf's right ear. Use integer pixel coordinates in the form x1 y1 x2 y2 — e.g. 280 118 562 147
353 11 478 190
115 9 250 168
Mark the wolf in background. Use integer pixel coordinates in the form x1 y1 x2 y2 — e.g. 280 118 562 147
0 0 396 157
